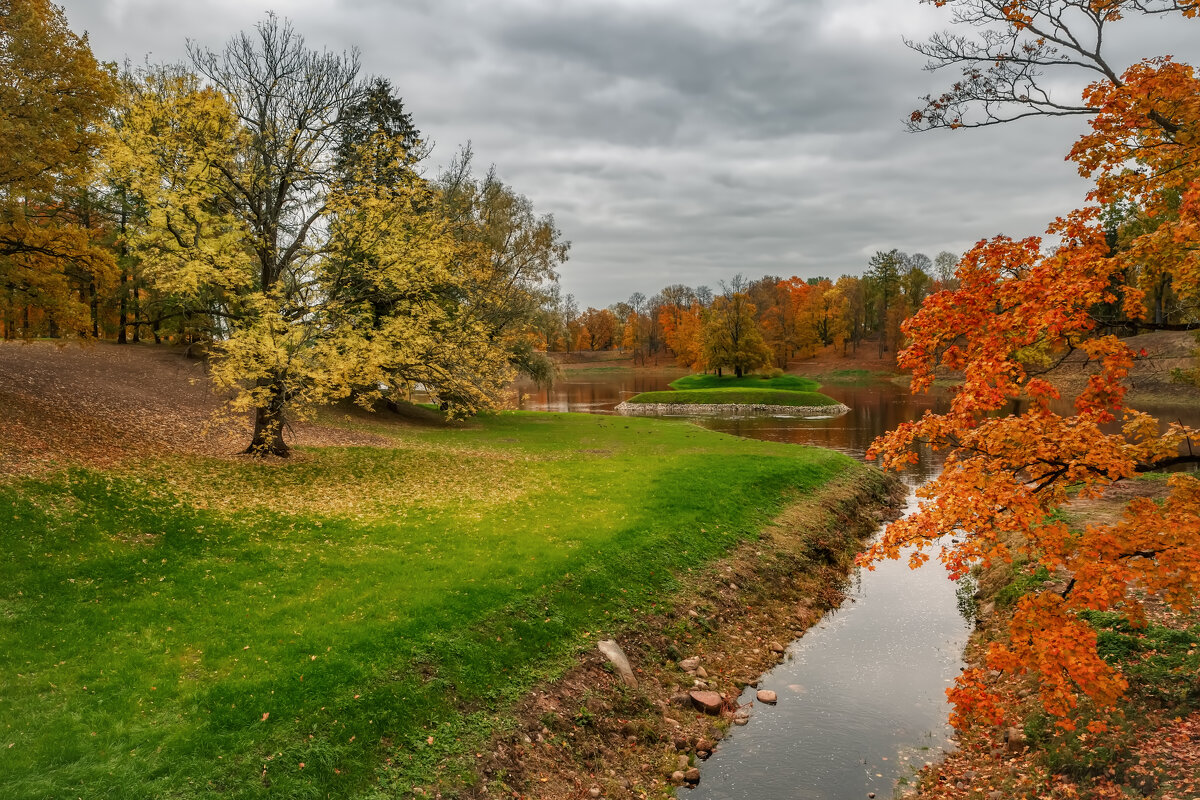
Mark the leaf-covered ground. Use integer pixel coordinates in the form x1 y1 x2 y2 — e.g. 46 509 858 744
0 341 402 476
0 341 865 799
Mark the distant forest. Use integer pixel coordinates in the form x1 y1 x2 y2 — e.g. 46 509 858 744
539 249 960 368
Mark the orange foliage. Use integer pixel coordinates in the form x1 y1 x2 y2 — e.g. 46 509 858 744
864 50 1200 729
659 302 703 369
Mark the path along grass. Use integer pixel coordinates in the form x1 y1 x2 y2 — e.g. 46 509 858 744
626 373 840 407
0 410 859 799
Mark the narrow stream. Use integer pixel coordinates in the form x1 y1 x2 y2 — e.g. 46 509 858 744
514 371 967 799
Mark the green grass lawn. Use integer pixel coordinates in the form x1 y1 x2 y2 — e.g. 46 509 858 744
625 373 839 407
0 411 858 799
668 373 821 392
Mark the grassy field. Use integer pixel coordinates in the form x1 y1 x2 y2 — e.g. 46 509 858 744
0 410 858 799
625 372 839 407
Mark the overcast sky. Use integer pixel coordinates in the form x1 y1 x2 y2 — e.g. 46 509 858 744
59 0 1197 308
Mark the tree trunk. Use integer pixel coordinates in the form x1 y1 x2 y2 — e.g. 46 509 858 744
89 278 99 338
117 271 128 344
132 285 141 343
244 378 290 457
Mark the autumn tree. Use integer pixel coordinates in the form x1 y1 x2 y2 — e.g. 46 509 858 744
865 0 1200 731
0 0 116 338
864 249 903 357
659 300 704 369
436 145 568 385
702 278 771 377
577 306 617 351
110 17 538 456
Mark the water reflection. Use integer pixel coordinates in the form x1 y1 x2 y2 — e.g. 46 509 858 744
689 493 970 800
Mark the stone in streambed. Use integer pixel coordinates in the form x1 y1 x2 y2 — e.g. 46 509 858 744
688 690 723 715
685 768 701 783
769 641 785 654
756 689 778 704
670 770 686 785
597 639 638 688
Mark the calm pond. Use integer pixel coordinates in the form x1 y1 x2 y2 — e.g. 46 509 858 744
514 370 965 799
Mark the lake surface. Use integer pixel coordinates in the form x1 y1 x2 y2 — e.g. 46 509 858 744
514 370 967 799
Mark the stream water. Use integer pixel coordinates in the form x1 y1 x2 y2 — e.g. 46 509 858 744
513 371 966 799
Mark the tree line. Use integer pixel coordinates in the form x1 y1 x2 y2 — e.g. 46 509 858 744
537 250 960 375
0 3 568 455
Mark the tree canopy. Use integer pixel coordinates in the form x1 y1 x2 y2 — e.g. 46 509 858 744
866 0 1200 731
0 0 116 336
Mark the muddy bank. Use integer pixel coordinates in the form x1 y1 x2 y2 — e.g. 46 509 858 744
436 468 905 799
614 401 851 419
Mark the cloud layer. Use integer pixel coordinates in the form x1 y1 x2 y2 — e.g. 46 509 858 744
62 0 1198 306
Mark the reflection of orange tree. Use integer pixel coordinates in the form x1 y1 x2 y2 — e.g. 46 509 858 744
863 0 1200 732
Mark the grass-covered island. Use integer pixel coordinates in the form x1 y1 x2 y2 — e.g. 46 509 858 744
618 372 849 418
0 375 896 800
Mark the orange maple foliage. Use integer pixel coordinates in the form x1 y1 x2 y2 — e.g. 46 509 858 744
865 34 1200 729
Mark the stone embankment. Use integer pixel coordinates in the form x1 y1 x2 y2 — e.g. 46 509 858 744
615 401 851 418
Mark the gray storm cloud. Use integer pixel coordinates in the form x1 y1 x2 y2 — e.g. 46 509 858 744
60 0 1197 306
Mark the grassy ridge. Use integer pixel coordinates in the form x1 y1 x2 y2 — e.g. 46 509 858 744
625 372 839 407
0 411 857 799
628 388 841 407
669 373 821 391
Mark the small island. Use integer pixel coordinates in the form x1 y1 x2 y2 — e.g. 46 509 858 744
617 373 850 418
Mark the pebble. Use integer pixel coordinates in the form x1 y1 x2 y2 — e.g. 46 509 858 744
732 713 750 726
695 666 708 679
589 787 601 798
677 754 690 771
769 641 785 654
869 794 876 799
685 767 701 783
756 689 778 704
670 770 686 785
678 656 701 672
